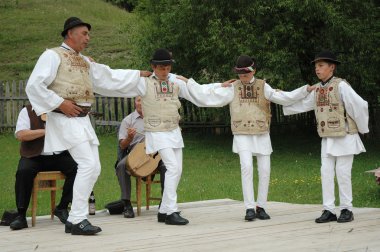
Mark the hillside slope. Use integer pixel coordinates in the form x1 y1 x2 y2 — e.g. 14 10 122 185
0 0 139 80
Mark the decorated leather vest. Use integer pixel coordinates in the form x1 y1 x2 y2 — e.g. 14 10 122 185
315 77 358 137
142 76 181 132
20 105 45 158
229 78 271 135
48 47 94 104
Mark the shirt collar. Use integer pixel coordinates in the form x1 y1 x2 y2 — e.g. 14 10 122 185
321 76 334 86
131 110 143 120
152 72 172 81
60 42 81 56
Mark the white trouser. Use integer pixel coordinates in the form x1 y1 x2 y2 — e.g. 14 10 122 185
238 151 271 209
158 148 182 215
321 154 354 212
67 141 101 224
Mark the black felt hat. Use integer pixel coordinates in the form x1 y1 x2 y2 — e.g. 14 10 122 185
311 50 341 65
150 48 174 65
233 55 256 74
61 17 91 37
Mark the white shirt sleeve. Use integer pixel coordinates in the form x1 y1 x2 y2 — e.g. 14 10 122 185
265 83 309 106
15 108 30 135
179 78 234 107
89 61 143 97
25 49 64 115
339 81 369 133
282 91 315 115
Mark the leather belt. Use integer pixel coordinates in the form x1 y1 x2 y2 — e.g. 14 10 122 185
53 105 91 117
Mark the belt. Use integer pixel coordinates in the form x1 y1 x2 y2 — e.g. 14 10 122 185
53 105 91 117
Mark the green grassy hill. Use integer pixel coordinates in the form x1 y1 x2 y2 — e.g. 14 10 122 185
0 0 139 81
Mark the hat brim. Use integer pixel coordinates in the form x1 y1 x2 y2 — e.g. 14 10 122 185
150 59 174 65
61 22 91 37
311 57 341 65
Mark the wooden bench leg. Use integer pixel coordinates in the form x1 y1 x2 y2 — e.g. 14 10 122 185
136 177 142 216
50 181 56 220
31 179 38 227
146 175 152 210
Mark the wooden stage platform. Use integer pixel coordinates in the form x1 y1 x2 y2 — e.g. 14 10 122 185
1 199 379 252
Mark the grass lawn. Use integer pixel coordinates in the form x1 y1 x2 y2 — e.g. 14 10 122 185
1 131 379 217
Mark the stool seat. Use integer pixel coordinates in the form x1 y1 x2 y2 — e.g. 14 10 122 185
31 171 66 227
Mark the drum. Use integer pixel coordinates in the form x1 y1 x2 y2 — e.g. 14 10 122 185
126 142 161 177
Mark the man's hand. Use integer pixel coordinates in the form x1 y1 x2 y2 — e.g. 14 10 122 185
307 84 317 93
58 100 83 117
140 71 152 77
176 75 188 83
127 127 137 140
221 79 237 87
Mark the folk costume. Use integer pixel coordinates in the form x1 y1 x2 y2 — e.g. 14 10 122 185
283 51 369 223
26 17 142 234
10 105 77 230
124 49 232 225
186 55 310 220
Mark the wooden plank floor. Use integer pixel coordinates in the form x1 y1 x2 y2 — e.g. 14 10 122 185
1 199 379 252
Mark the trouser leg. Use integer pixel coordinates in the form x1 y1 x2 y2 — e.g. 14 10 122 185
115 156 131 200
321 155 336 212
51 152 78 209
14 157 40 216
256 155 271 209
238 151 255 209
67 142 101 224
335 155 354 211
158 148 182 215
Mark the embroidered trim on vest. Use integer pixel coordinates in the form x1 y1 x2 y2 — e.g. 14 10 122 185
48 47 94 104
314 77 358 137
230 78 271 135
142 76 181 132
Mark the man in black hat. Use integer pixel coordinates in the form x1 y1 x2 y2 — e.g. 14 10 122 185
122 48 237 225
283 50 369 223
25 17 151 235
178 55 314 221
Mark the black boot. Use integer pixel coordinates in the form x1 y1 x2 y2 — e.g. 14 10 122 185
9 215 28 230
165 212 189 225
315 210 337 223
337 209 354 223
71 219 102 235
244 208 256 221
256 207 271 220
54 207 69 224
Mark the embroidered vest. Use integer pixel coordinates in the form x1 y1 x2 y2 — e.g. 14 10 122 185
229 79 271 135
20 105 45 158
48 47 94 104
315 77 358 137
141 76 181 132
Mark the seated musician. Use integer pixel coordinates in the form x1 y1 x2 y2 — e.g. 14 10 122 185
10 105 77 230
115 96 166 218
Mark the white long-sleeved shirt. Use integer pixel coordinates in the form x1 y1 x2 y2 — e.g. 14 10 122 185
122 73 232 153
283 80 369 157
186 77 310 155
26 43 141 152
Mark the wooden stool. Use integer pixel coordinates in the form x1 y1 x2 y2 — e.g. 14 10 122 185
133 169 162 216
31 171 66 227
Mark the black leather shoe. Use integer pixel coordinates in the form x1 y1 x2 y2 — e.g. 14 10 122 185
337 209 354 223
54 208 69 224
245 209 256 221
157 212 166 223
10 216 28 230
123 206 135 218
315 210 337 223
256 207 271 220
71 219 102 235
65 221 72 233
165 212 189 225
